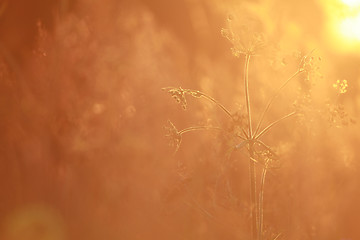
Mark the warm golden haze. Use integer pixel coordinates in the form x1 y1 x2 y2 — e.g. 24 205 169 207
0 0 359 240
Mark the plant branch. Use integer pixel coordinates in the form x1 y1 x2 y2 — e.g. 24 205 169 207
162 87 233 119
273 233 282 240
249 145 258 240
254 71 301 137
235 139 249 149
255 111 296 140
258 163 268 240
178 126 223 135
195 91 234 119
244 54 253 138
240 127 249 139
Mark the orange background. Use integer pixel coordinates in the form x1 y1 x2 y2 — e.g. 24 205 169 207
0 0 359 239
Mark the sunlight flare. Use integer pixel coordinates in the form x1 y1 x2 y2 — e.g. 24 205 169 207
341 0 360 7
339 15 360 41
323 0 360 52
338 0 360 42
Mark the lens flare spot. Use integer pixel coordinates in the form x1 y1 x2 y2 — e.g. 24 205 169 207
339 15 360 41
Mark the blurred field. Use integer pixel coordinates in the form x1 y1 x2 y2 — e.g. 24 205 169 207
0 0 360 239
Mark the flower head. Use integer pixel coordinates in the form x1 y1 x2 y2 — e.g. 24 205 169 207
221 16 266 57
333 79 348 94
162 87 187 110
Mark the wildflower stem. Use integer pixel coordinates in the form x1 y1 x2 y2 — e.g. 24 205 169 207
254 71 301 137
249 144 258 240
196 92 234 120
258 163 268 240
235 139 249 149
178 126 223 135
273 233 282 240
244 54 253 138
235 133 247 141
255 111 296 140
243 53 259 240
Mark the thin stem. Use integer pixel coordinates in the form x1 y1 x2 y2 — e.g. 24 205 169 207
240 127 249 140
254 71 301 137
243 54 258 240
244 54 253 138
235 139 249 150
236 133 247 141
249 144 258 240
273 233 282 240
258 163 268 240
249 156 261 164
183 199 216 220
198 92 234 120
178 126 223 135
255 111 296 140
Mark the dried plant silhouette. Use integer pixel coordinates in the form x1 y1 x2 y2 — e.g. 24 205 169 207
163 18 352 240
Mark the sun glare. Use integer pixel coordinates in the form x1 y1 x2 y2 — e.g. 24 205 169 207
324 0 360 52
341 0 360 7
338 0 360 42
339 15 360 41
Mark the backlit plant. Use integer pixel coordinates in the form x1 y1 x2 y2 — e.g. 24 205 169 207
163 16 352 240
